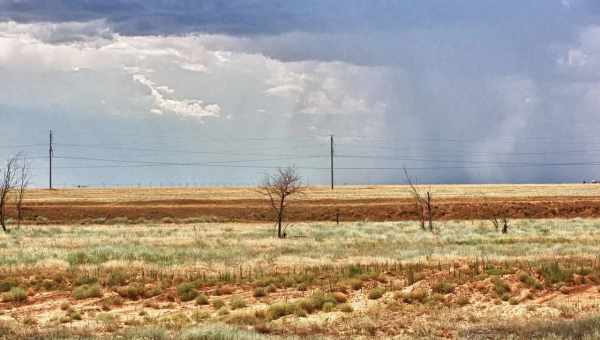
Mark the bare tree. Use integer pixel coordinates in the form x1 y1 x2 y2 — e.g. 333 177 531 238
404 168 434 232
258 167 304 239
15 157 31 229
490 214 510 234
0 155 19 232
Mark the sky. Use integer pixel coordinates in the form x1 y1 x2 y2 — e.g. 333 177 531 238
1 0 600 186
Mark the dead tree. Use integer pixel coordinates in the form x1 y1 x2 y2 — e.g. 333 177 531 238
15 157 31 229
0 155 19 232
258 167 304 238
404 168 434 232
490 216 510 234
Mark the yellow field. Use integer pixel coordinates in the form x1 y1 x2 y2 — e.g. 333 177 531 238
21 183 600 203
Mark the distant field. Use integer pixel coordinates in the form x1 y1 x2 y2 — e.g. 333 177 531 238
20 183 600 202
10 184 600 224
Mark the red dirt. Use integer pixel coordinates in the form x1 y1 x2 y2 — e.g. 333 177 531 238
12 195 600 224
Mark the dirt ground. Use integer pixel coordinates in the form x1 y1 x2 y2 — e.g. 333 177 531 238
10 184 600 224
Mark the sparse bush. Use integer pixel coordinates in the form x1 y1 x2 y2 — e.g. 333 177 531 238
519 273 543 290
253 287 267 297
214 285 235 296
540 262 571 286
116 285 142 300
177 282 199 302
195 294 209 305
322 302 336 312
191 309 211 322
348 278 363 290
456 296 470 306
492 278 511 296
432 281 456 294
2 287 26 302
0 280 16 293
267 302 297 320
73 284 102 300
212 299 225 309
229 296 247 310
368 287 385 300
401 288 428 304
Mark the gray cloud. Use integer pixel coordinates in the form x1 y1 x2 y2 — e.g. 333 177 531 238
1 1 600 186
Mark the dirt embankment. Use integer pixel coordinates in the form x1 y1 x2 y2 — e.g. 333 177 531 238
11 195 600 224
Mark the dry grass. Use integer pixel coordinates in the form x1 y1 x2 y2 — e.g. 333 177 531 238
16 183 600 203
1 219 600 338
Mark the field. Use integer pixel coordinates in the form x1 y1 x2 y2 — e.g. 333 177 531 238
13 184 600 224
2 185 600 339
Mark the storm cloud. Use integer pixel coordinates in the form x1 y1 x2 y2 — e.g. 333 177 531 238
1 1 600 186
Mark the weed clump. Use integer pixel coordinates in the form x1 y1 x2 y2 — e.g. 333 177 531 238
229 297 247 310
177 282 199 302
519 273 543 290
2 287 27 302
539 263 571 286
195 294 209 305
432 281 456 294
73 284 102 300
253 287 267 298
368 287 385 300
492 278 511 296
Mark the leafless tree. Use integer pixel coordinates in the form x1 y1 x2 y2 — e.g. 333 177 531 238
258 167 305 238
490 214 510 234
15 157 31 229
0 155 19 232
404 168 433 232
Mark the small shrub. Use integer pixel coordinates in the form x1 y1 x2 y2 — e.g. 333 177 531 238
195 294 209 305
212 299 225 309
116 285 142 300
456 296 470 306
492 278 511 296
322 302 336 313
177 283 199 302
0 280 16 293
519 273 543 290
267 302 297 320
432 281 456 294
2 287 27 302
73 284 102 300
338 303 353 313
214 285 235 296
191 309 211 322
348 279 363 290
368 287 385 300
401 288 428 304
253 287 267 298
229 297 247 310
540 263 571 286
107 271 128 287
509 297 519 305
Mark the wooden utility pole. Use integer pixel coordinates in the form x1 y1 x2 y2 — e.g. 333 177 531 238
49 129 53 190
330 135 334 190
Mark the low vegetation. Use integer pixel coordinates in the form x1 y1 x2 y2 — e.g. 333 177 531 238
1 219 600 338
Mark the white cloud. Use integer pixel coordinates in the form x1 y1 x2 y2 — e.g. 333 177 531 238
131 73 221 119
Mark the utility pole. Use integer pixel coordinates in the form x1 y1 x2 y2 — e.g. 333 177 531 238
330 135 334 190
49 129 53 190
